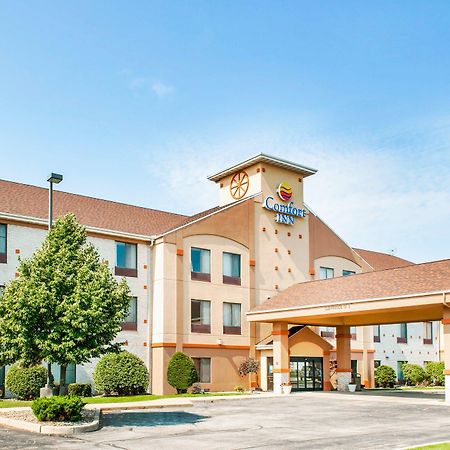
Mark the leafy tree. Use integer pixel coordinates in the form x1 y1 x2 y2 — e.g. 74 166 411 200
424 361 445 386
167 352 198 394
374 365 396 388
402 363 425 386
93 351 149 395
239 358 260 388
0 213 131 394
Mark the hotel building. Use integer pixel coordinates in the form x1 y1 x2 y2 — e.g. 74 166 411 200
0 154 442 394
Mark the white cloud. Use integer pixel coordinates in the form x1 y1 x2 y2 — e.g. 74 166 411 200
128 77 175 97
143 119 450 263
151 81 175 97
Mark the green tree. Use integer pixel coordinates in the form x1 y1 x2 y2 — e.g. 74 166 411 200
402 363 425 386
0 214 131 395
374 365 396 388
167 352 198 394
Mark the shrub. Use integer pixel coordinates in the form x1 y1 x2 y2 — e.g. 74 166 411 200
5 364 48 400
234 385 244 393
32 395 86 422
374 365 396 388
167 352 198 394
191 383 202 394
424 361 445 386
68 383 92 397
93 351 149 396
402 363 425 386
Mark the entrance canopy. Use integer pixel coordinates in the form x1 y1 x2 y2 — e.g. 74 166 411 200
247 259 450 326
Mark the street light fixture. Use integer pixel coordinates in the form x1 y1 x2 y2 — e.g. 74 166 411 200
47 173 63 230
44 172 63 393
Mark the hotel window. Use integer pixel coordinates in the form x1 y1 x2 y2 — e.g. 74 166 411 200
320 326 335 338
223 252 241 285
122 297 138 331
193 357 211 383
319 267 334 279
223 302 241 334
373 325 381 342
397 361 407 383
342 270 355 277
0 224 6 264
424 322 433 344
350 326 357 340
50 363 77 385
191 248 211 282
191 299 211 333
115 242 137 277
397 323 408 343
374 360 381 369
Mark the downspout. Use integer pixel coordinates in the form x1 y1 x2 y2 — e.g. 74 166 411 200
147 239 155 393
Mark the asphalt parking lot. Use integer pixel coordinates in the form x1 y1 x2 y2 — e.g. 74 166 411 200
2 391 450 450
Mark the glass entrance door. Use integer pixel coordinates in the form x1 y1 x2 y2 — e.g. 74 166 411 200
290 357 323 391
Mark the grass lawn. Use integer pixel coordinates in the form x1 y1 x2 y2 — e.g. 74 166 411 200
0 392 245 408
401 386 445 391
409 444 450 449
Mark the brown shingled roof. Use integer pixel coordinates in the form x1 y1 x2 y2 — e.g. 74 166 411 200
250 259 450 313
0 179 187 236
353 248 413 270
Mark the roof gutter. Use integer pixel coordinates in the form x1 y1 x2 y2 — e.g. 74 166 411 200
0 212 155 242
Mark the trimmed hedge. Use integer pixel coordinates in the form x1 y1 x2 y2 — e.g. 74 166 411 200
424 361 444 386
167 351 198 394
32 395 86 422
374 365 396 388
5 364 48 400
93 351 149 396
68 383 92 397
402 363 425 386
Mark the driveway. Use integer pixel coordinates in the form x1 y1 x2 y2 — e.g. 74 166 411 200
2 392 450 449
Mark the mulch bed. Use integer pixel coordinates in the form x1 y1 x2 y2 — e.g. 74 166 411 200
0 408 95 427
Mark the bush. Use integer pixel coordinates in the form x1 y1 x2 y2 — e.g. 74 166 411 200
68 383 92 397
5 364 48 400
402 363 425 386
424 361 445 386
93 351 149 396
374 365 396 388
234 385 244 393
167 352 198 394
32 396 86 422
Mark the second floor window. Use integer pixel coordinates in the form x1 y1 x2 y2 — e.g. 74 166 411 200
115 242 137 277
223 302 241 334
223 252 241 285
373 325 381 342
424 322 433 344
321 326 335 338
319 267 334 279
350 326 357 340
121 297 138 331
0 224 6 263
191 248 211 282
398 323 408 343
191 299 211 333
342 270 355 276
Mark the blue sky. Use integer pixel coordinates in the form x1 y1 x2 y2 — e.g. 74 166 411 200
1 1 450 262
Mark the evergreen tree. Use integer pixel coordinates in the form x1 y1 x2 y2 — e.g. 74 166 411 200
0 213 131 394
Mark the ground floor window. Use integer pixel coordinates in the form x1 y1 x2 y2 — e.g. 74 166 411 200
50 363 76 385
0 366 4 398
374 360 381 369
193 358 211 383
397 361 407 383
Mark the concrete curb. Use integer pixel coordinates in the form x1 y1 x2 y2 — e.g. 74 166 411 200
0 408 102 436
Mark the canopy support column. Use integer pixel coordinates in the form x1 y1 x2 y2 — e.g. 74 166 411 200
272 322 289 394
336 325 352 392
443 310 450 402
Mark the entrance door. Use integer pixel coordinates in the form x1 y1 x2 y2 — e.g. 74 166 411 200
290 357 323 391
267 357 274 391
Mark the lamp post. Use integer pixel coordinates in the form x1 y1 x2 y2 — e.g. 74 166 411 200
43 173 63 393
